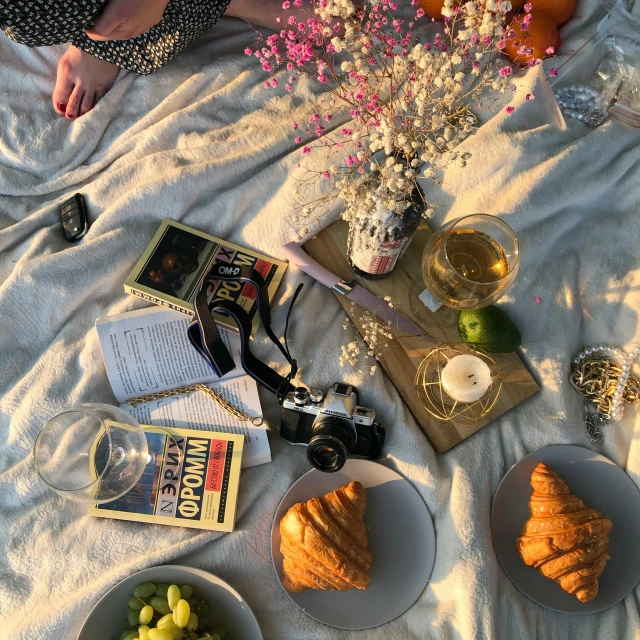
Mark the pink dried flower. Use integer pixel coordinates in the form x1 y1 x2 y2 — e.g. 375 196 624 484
524 2 532 10
292 122 298 129
527 58 540 67
324 114 332 122
318 74 327 83
522 13 533 24
295 136 302 143
546 46 555 55
244 47 252 55
282 0 290 7
505 106 515 115
322 171 330 178
302 146 311 154
416 8 425 17
499 66 513 77
550 67 559 76
285 84 292 92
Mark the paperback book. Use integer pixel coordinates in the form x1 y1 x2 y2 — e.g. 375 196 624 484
96 305 271 469
89 425 244 532
123 218 287 336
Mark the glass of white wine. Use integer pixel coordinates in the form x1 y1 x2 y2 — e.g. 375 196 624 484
34 403 148 504
421 214 519 310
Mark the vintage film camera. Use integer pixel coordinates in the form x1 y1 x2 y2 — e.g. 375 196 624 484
281 383 385 472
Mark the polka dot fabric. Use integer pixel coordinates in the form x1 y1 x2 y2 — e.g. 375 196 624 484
0 0 231 75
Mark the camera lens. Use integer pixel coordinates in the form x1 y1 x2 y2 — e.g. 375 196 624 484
306 416 356 473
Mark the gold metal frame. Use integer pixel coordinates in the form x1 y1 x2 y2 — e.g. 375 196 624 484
414 343 503 427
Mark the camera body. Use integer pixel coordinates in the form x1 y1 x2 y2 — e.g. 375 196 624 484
281 383 385 472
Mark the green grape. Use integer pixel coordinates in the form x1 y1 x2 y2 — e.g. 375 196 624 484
172 599 190 628
211 626 228 639
179 585 193 600
209 635 221 640
187 632 198 640
155 618 182 640
147 630 173 640
138 605 154 625
186 612 198 631
128 597 144 611
127 607 140 627
167 585 181 611
149 597 172 615
187 598 198 608
138 625 150 640
133 583 157 599
120 632 138 640
154 584 169 598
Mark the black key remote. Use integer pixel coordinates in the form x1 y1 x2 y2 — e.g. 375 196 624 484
60 193 89 242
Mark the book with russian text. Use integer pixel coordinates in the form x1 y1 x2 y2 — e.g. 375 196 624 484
124 218 287 335
89 425 244 532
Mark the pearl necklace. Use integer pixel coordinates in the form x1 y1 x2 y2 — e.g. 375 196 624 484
573 345 640 422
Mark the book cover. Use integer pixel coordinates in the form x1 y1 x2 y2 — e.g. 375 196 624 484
89 424 244 532
124 219 287 335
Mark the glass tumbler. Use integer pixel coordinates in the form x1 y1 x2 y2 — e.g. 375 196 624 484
34 403 148 504
421 214 520 310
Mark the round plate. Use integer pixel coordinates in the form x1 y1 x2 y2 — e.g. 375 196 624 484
77 565 263 639
491 444 640 613
271 459 436 630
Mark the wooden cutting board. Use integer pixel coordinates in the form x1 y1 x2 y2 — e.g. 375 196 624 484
304 220 539 453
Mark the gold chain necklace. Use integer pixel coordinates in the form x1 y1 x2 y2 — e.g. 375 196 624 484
126 383 264 426
570 345 640 445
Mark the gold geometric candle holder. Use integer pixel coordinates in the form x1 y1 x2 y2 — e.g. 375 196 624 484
414 343 503 427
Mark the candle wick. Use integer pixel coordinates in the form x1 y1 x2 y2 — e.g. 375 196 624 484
468 374 475 379
473 381 477 385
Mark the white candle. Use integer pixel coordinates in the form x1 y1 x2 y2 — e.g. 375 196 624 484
441 354 492 403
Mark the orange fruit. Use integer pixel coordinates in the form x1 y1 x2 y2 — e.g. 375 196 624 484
504 11 560 66
418 0 458 20
527 0 576 24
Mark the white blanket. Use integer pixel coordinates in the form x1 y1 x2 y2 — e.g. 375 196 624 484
1 2 640 639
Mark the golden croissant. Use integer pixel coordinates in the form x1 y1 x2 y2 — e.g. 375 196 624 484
516 462 613 602
280 481 372 592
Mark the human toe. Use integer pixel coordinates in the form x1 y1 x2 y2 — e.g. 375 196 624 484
65 84 83 119
80 90 95 116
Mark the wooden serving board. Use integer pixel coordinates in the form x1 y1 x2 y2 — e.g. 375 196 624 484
304 220 539 454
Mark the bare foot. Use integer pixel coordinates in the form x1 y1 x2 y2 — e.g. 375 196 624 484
52 46 120 119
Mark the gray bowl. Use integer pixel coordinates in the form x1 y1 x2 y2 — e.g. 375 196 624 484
77 565 263 640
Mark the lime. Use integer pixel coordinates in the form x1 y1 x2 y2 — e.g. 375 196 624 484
457 306 522 353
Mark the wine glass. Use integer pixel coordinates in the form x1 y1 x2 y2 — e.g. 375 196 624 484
34 403 148 504
421 214 519 310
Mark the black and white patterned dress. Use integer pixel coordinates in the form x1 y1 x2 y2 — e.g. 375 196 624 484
0 0 231 75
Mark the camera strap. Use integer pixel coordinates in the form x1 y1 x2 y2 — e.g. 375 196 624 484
187 262 299 401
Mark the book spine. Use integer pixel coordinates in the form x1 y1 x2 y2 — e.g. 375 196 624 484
126 287 194 317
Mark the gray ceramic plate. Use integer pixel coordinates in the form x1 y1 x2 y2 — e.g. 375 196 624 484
77 565 262 639
271 459 436 630
491 444 640 613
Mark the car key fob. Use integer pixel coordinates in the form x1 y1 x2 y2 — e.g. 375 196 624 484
60 193 89 242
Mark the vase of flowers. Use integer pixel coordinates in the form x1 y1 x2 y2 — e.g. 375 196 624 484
250 0 537 276
346 162 425 279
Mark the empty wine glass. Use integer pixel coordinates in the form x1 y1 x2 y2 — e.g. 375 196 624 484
34 403 148 504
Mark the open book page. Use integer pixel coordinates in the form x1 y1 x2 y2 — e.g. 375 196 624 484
96 306 243 403
120 375 271 469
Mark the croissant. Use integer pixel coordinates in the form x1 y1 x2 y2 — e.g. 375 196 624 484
516 462 613 603
280 481 372 592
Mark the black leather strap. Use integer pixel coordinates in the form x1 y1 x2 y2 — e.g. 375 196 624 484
187 262 296 399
